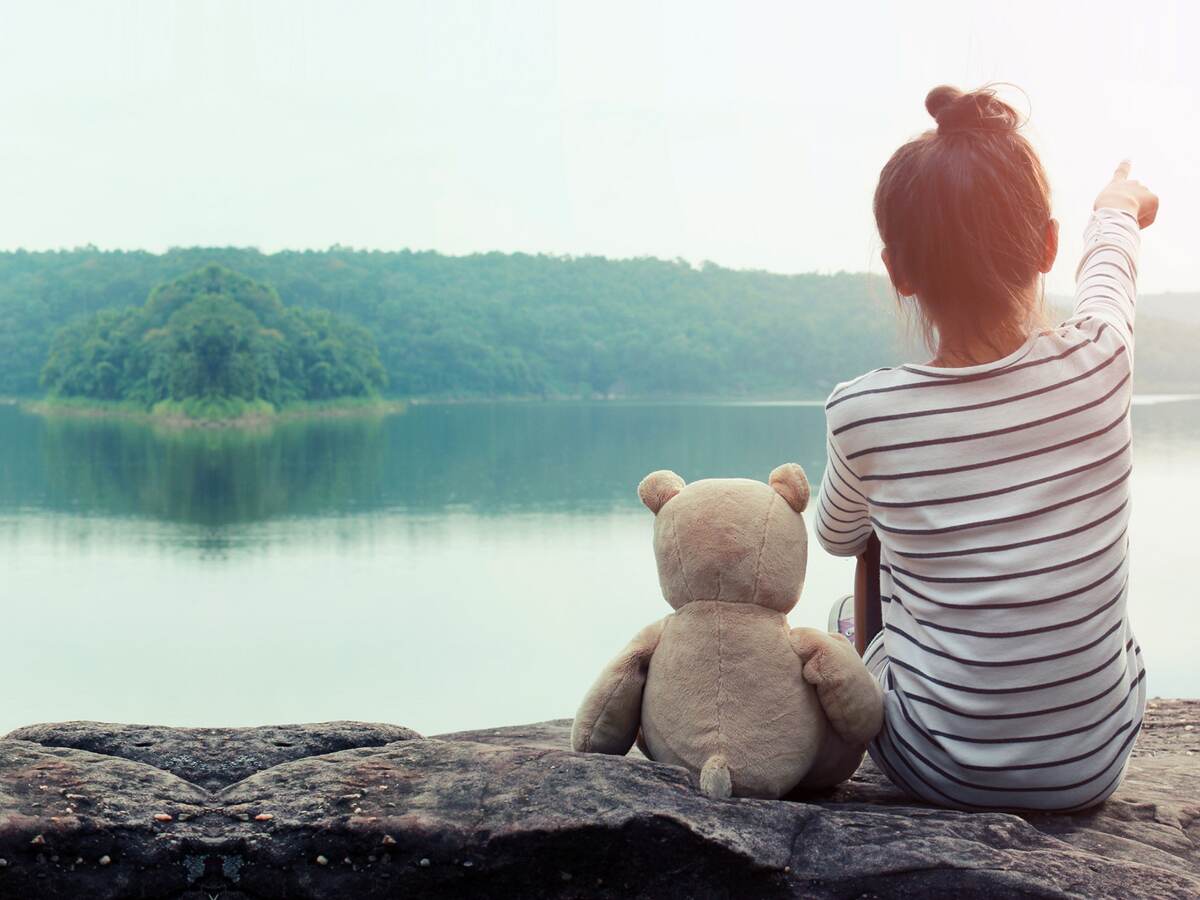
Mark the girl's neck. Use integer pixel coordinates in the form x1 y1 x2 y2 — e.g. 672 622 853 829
928 326 1029 368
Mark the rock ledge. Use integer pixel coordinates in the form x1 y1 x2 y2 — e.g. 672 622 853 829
0 701 1195 899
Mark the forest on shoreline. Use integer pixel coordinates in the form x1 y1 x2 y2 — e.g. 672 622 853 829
2 247 1198 402
38 265 388 422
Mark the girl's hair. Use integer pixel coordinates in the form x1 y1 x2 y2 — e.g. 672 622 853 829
874 84 1052 358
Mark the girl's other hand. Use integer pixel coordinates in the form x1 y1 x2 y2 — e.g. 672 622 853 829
1094 160 1159 229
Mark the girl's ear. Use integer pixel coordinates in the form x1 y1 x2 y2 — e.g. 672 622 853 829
1040 218 1060 274
769 463 810 513
881 247 915 297
638 470 685 514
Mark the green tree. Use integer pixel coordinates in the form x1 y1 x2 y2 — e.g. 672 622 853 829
40 265 387 417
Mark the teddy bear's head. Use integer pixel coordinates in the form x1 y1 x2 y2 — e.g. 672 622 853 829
637 464 810 613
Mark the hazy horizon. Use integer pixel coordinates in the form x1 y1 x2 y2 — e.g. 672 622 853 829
1 1 1196 293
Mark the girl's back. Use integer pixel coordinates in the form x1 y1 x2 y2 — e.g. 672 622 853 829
815 85 1158 811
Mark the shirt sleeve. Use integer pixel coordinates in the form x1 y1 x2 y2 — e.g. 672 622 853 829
1070 207 1141 355
815 428 873 558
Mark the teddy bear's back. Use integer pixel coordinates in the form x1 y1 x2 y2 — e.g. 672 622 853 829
640 601 828 798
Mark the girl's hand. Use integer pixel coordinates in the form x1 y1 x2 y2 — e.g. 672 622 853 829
1094 160 1158 229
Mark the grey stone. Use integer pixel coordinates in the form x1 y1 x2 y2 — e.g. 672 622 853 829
0 703 1194 898
5 720 421 792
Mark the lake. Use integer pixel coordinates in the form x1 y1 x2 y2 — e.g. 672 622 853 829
1 397 1196 738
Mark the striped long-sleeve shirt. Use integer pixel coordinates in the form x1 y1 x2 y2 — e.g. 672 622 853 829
815 207 1145 811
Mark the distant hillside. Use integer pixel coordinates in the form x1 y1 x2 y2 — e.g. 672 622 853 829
1141 292 1200 326
1051 293 1200 393
1 247 1195 399
1054 291 1200 327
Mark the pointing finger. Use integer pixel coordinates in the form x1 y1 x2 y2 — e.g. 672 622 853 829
1113 159 1132 181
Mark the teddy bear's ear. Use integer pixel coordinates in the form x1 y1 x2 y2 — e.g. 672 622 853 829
638 470 686 515
769 463 810 513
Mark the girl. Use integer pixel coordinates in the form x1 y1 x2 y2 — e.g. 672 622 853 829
815 84 1158 811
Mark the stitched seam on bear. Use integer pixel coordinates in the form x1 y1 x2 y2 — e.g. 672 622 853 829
669 511 697 604
716 600 726 757
750 493 778 607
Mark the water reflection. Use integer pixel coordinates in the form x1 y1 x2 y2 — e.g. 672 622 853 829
1 403 833 524
0 398 1195 735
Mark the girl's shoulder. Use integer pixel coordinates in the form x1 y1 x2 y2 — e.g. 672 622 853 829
824 366 906 408
824 364 929 418
824 322 1126 434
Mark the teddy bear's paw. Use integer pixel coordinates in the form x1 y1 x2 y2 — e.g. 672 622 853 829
788 627 856 685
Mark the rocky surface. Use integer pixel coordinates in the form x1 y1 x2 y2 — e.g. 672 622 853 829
5 721 421 792
0 701 1194 899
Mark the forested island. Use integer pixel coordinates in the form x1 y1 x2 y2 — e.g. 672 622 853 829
2 246 1197 405
37 265 388 423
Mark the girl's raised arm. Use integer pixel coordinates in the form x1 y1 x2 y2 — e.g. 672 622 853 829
1072 161 1158 353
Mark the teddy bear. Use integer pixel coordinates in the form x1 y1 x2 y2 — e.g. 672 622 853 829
571 464 883 799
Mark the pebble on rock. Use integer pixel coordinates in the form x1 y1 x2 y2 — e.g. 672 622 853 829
254 813 274 821
153 813 172 822
418 858 431 867
380 834 396 845
30 835 45 846
98 855 111 866
316 855 329 866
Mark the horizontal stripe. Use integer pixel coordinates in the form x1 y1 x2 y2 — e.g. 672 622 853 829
816 529 872 548
866 440 1131 510
886 561 1125 611
893 500 1128 559
816 510 872 535
857 402 1129 481
891 581 1126 639
886 529 1126 583
847 371 1130 460
890 678 1144 773
827 324 1107 410
834 344 1126 435
910 673 1144 744
817 495 862 525
884 639 1134 694
886 704 1140 793
824 366 899 408
904 665 1142 721
871 468 1130 537
886 618 1125 668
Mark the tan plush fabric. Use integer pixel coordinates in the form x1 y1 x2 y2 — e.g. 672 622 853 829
572 466 883 799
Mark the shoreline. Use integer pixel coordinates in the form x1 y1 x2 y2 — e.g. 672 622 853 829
11 390 1200 426
22 398 407 429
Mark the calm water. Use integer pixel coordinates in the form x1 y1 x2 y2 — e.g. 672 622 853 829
1 398 1197 737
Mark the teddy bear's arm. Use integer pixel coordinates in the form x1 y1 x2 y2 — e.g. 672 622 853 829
788 627 884 747
571 616 669 755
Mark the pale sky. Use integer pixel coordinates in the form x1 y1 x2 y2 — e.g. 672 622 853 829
0 0 1195 293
